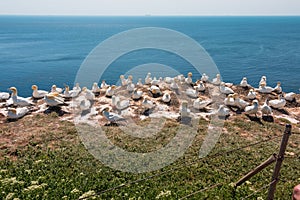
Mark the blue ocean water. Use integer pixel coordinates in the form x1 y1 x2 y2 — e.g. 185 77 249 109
0 16 300 96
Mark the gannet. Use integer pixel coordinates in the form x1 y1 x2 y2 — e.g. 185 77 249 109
44 93 65 107
261 99 272 116
224 94 235 107
120 75 127 86
216 105 230 117
162 93 171 103
180 100 190 118
7 107 29 119
51 85 63 94
73 83 81 92
63 85 79 98
145 73 152 85
131 89 143 100
0 92 9 101
186 88 198 98
111 95 120 107
185 72 193 85
220 82 234 94
102 107 126 124
9 87 32 107
79 99 91 111
116 99 130 110
151 77 160 85
82 87 95 101
193 97 211 110
150 85 162 97
136 78 143 87
142 97 154 109
100 80 109 89
240 77 250 87
273 82 282 93
105 85 116 97
212 74 221 85
233 93 249 110
194 80 205 92
91 82 100 93
170 78 179 90
269 95 286 109
259 76 267 87
127 81 135 92
177 74 185 83
164 77 173 84
201 73 209 82
285 92 296 102
247 89 256 100
31 85 48 99
257 83 274 94
245 100 259 116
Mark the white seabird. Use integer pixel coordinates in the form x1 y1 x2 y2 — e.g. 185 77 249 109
44 93 65 107
116 99 130 110
194 80 206 92
111 95 120 107
259 76 267 87
285 92 296 102
0 91 10 101
150 85 162 97
240 77 250 87
193 97 211 110
261 99 272 116
257 83 274 94
186 88 198 98
102 107 126 124
31 85 48 99
273 82 282 93
185 72 193 85
100 80 109 89
212 74 221 85
164 77 173 84
233 93 249 110
162 93 171 103
91 82 100 93
145 73 152 85
201 73 209 82
245 100 259 116
9 87 32 107
180 100 190 118
63 85 79 98
269 95 286 109
131 89 143 100
127 80 135 92
82 87 95 101
170 78 179 90
151 77 160 85
142 97 154 109
247 89 256 100
105 85 116 97
220 82 234 95
224 94 235 107
216 105 230 118
136 78 143 87
120 75 127 86
51 85 63 94
7 107 29 119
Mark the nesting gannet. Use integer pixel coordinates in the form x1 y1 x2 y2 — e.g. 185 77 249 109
162 93 171 103
142 97 154 109
193 97 211 110
194 80 206 92
150 85 162 97
273 82 282 93
180 100 190 118
164 77 173 84
224 94 235 107
136 78 143 87
185 72 193 85
73 83 81 92
44 93 65 107
170 78 179 90
79 98 91 111
31 85 48 99
259 76 267 87
261 99 272 116
127 80 135 92
116 99 130 110
9 87 32 107
285 92 296 102
269 95 286 109
233 93 249 110
220 82 234 94
245 100 259 116
216 105 230 117
100 80 109 89
51 85 63 94
240 77 250 87
151 77 160 85
102 107 126 124
257 83 274 94
82 87 95 101
247 89 256 100
178 74 185 83
91 82 100 93
186 88 198 98
201 73 209 82
120 75 127 86
145 73 152 85
63 85 79 98
111 95 120 107
131 89 143 100
7 107 29 119
212 74 221 85
105 85 116 97
0 92 9 101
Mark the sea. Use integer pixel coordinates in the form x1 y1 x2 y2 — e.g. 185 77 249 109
0 16 300 97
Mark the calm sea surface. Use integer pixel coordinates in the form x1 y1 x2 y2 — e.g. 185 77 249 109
0 16 299 96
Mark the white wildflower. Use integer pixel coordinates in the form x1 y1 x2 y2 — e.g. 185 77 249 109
155 190 171 199
79 190 96 199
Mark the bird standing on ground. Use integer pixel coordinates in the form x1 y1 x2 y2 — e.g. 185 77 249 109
247 89 256 100
102 107 126 124
44 93 65 107
201 73 209 82
269 95 286 109
212 74 221 85
245 100 259 116
220 82 234 95
32 85 48 99
9 87 32 107
51 85 63 94
261 99 272 116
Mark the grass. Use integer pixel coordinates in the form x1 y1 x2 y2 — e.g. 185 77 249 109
0 113 300 200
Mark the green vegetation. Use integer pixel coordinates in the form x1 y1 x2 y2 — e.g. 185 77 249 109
0 114 299 199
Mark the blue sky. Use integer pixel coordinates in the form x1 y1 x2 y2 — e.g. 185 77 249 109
0 0 300 16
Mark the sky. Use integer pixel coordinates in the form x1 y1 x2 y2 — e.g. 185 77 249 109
0 0 300 16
